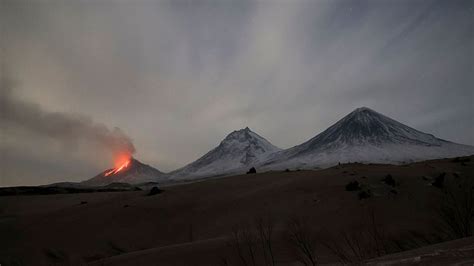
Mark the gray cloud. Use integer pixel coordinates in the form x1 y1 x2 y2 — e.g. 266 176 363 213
1 0 472 186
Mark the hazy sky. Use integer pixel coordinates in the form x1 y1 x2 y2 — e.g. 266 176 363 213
1 0 473 186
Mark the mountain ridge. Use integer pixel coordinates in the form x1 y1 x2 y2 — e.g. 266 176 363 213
260 107 474 170
169 127 281 180
83 107 474 184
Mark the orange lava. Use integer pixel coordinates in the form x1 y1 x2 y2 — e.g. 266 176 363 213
104 154 131 176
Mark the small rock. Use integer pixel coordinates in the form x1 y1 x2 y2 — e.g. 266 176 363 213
246 167 257 174
148 186 162 196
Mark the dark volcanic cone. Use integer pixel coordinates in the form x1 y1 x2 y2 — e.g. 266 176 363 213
83 158 165 186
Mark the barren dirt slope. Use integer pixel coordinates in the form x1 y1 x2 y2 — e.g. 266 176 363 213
0 156 472 265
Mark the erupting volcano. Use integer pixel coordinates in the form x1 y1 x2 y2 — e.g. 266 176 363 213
104 160 130 176
104 154 132 177
82 156 166 186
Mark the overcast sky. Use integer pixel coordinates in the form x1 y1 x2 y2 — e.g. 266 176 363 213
1 0 473 186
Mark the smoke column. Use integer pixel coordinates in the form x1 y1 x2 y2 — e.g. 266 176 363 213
1 77 136 160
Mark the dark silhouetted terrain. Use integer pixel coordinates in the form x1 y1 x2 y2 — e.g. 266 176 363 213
1 156 473 265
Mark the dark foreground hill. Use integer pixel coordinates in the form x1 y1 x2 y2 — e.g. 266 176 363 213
0 156 473 265
0 183 142 196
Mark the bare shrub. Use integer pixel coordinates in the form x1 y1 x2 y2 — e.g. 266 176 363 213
255 216 276 266
229 224 258 266
228 216 276 266
287 217 318 266
439 176 474 238
323 210 391 263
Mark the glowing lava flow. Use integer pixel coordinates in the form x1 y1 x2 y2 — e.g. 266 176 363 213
104 159 131 177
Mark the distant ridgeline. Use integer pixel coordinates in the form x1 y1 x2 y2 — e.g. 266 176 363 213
82 107 474 186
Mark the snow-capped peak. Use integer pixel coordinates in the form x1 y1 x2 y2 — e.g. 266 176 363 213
169 128 281 180
302 106 443 149
219 127 281 160
221 127 252 143
261 107 474 169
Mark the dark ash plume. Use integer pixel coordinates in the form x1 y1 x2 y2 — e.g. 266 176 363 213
1 77 135 156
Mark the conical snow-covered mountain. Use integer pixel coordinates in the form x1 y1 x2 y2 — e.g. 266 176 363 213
82 108 474 183
261 107 474 170
169 127 281 180
83 158 166 186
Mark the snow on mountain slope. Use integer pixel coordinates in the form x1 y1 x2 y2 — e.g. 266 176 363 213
169 127 281 180
261 107 474 170
83 158 166 186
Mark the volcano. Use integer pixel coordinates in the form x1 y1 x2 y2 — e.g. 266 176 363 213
169 127 281 180
261 107 474 170
83 157 166 186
